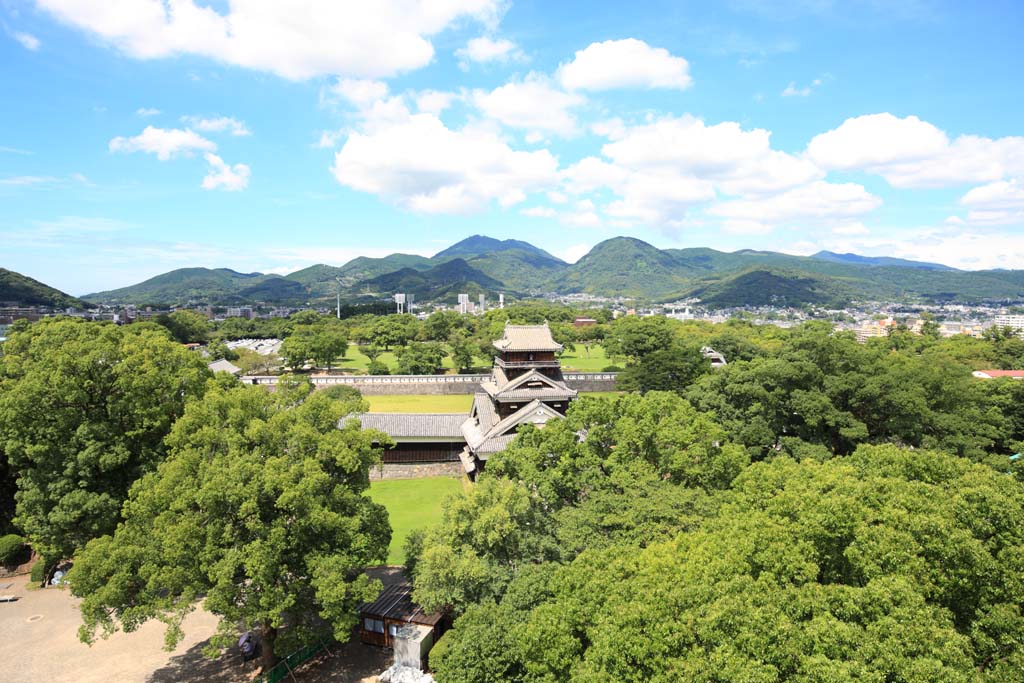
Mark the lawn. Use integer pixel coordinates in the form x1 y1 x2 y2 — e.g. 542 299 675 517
365 394 474 413
334 345 491 374
367 476 466 565
560 344 620 371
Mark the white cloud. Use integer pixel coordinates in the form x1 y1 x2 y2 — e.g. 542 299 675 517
36 0 503 80
201 153 250 191
591 118 627 140
136 107 160 116
0 175 59 186
560 200 603 228
781 78 821 97
560 243 592 263
960 178 1024 226
331 112 559 214
456 36 524 66
806 113 1024 188
832 222 870 236
322 78 389 108
109 126 216 160
0 146 32 155
797 227 1024 271
562 114 824 228
315 129 345 149
521 206 556 217
472 74 584 137
558 38 692 91
415 90 458 114
181 115 251 136
14 32 41 50
708 181 882 233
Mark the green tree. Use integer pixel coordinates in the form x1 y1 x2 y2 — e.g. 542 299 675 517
603 315 674 360
616 344 709 394
449 331 477 373
395 342 445 375
155 310 212 344
70 378 392 671
0 319 210 569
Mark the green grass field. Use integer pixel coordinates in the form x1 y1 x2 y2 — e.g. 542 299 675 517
334 345 492 374
365 394 474 413
560 345 619 371
367 476 465 565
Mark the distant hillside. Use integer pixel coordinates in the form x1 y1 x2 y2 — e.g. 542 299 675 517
552 237 689 299
686 268 854 308
811 250 955 271
434 235 559 261
354 258 507 303
0 268 91 308
81 235 1024 307
83 267 278 305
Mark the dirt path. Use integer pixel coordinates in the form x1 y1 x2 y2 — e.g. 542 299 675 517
0 574 391 683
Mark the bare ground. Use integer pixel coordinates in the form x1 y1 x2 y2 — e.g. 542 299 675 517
0 572 399 683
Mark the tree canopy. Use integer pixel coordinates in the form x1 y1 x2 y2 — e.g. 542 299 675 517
70 377 392 671
0 318 210 563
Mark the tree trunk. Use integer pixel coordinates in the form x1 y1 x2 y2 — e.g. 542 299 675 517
261 622 279 672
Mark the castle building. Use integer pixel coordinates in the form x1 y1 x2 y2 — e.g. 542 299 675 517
357 323 578 478
459 323 577 476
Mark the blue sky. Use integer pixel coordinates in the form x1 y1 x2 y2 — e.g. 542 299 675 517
2 0 1023 295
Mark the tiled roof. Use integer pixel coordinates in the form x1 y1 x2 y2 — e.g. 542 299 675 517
355 413 466 438
491 387 576 401
484 368 577 401
207 359 242 375
492 323 563 352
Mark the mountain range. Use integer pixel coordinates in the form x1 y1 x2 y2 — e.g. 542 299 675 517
6 235 1024 309
0 268 91 309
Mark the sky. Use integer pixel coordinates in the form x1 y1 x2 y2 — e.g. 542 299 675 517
2 0 1024 295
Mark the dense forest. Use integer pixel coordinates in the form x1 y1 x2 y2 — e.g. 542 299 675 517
1 310 1022 680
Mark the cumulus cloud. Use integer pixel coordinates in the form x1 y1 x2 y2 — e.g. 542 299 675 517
201 153 250 191
108 126 216 160
415 90 458 114
558 38 692 91
36 0 503 80
521 206 556 217
456 36 524 66
797 226 1024 271
471 74 584 137
806 113 1024 188
331 112 559 214
960 178 1024 226
708 181 882 233
322 78 389 108
181 115 251 136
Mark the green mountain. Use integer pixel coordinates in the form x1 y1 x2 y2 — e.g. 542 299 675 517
811 250 954 271
0 268 91 308
353 258 507 303
79 235 1024 308
433 235 559 261
285 255 433 297
686 267 854 308
553 237 690 299
83 267 279 305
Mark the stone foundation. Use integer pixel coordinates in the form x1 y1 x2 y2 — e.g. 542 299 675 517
243 372 618 395
370 462 466 480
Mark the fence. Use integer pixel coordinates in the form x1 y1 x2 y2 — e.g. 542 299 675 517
241 372 619 395
255 640 330 683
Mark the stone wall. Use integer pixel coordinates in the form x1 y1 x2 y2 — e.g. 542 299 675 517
242 372 618 395
369 462 466 480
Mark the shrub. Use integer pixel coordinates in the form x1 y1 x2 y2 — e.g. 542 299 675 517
0 534 24 565
367 359 390 375
601 365 623 372
403 528 426 578
30 556 47 583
